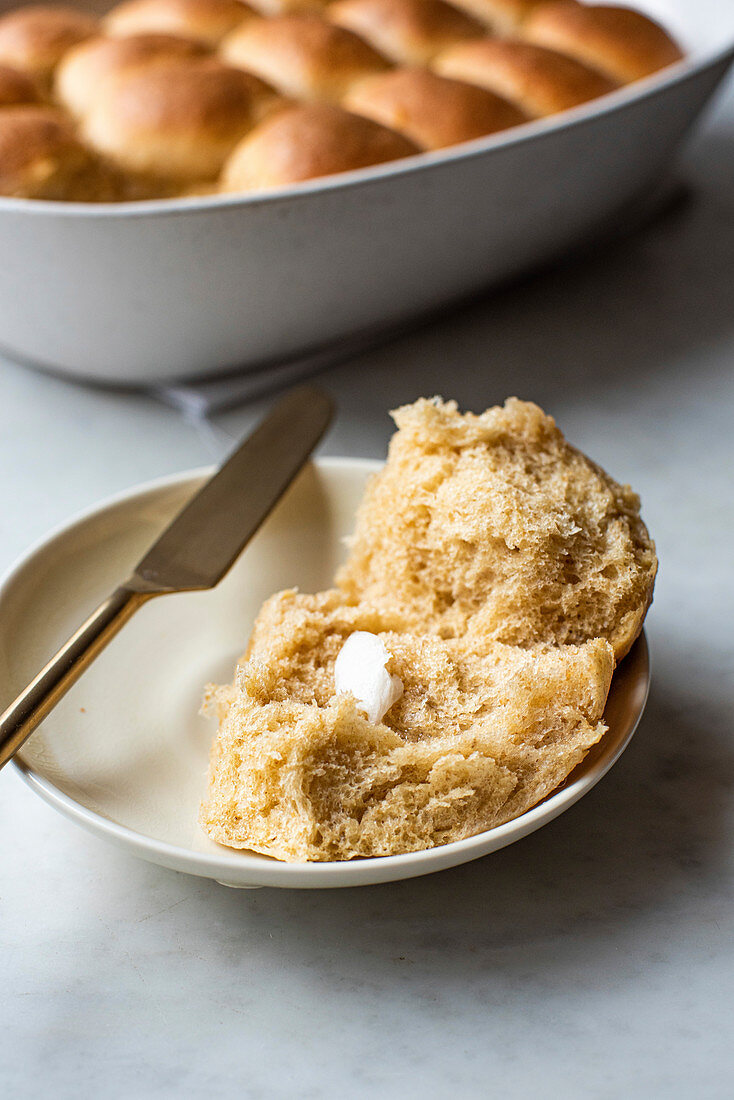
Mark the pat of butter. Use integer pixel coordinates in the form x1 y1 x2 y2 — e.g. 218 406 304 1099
334 632 403 725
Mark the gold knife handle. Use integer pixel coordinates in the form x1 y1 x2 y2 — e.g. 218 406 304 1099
0 585 153 771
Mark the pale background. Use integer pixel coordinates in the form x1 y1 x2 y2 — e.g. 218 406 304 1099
2 67 733 1100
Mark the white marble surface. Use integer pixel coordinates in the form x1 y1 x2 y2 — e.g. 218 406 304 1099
3 72 734 1100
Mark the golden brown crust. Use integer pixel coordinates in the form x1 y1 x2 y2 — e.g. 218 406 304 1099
221 13 390 101
329 0 485 67
246 0 330 13
434 36 618 116
82 56 280 182
222 101 418 188
522 1 684 83
55 32 206 117
0 105 119 199
445 0 540 33
105 0 253 46
344 66 527 149
0 5 97 85
0 0 686 201
0 63 41 106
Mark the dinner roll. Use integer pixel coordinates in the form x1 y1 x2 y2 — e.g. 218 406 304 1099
446 0 539 33
344 66 526 149
105 0 252 46
55 32 206 118
337 397 657 660
83 56 280 182
221 14 390 101
435 37 617 116
0 63 41 106
246 0 329 14
201 587 614 861
0 105 117 199
522 1 684 83
329 0 485 67
0 5 97 87
222 101 418 188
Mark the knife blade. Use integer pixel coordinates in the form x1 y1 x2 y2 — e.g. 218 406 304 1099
134 384 333 592
0 385 334 769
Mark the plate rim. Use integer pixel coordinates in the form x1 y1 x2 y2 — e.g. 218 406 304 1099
4 461 650 889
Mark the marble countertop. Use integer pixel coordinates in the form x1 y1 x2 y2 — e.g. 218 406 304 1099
3 71 734 1100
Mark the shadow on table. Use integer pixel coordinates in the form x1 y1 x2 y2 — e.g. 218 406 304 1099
295 155 734 445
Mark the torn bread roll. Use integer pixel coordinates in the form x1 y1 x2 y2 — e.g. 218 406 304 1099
201 589 615 861
337 397 657 660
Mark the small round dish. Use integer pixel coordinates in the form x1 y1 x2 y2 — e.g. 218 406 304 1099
1 459 649 889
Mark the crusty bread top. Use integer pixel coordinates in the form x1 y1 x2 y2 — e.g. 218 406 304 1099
337 397 657 659
55 32 205 117
82 55 279 180
105 0 253 45
0 0 684 200
0 63 41 106
222 101 419 190
434 36 617 117
446 0 538 33
221 13 390 102
523 1 684 83
0 4 98 83
344 66 527 150
0 104 117 198
329 0 485 67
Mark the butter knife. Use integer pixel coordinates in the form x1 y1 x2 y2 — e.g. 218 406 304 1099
0 385 334 770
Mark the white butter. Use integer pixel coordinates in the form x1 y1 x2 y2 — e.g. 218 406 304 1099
334 631 403 725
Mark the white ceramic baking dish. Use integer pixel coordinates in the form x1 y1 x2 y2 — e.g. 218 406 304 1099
0 0 732 385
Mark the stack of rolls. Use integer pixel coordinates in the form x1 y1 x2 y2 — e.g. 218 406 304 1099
0 0 684 200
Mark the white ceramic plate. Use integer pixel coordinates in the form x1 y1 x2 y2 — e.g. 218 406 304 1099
1 459 649 889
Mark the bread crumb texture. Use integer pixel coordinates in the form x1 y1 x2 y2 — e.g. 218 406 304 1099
201 398 656 861
338 397 656 660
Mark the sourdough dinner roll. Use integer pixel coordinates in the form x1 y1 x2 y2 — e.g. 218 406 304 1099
55 32 206 118
105 0 253 46
245 0 330 14
328 0 485 67
337 398 657 660
344 66 526 149
447 0 539 33
522 1 684 83
200 588 615 860
435 37 617 117
221 13 390 102
222 101 418 189
83 56 280 182
0 63 41 106
0 106 117 199
0 5 97 87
